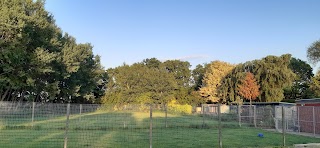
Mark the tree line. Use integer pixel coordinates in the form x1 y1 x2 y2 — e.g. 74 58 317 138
103 54 320 106
1 0 320 105
0 0 106 103
102 58 203 106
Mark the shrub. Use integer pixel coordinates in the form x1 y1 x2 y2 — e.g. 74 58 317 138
167 100 192 114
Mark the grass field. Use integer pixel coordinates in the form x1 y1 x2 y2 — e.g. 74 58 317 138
0 110 319 148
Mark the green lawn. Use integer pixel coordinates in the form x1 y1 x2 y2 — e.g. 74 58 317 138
0 111 318 148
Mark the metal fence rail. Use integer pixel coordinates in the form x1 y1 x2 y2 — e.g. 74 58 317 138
0 101 319 147
202 104 320 136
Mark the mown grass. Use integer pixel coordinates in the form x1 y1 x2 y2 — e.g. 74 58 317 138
0 111 318 148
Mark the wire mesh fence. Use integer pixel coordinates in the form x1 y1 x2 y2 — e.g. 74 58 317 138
0 101 319 148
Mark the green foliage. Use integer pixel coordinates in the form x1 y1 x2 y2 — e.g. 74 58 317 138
102 63 177 105
310 72 320 97
142 57 161 69
281 99 296 103
256 54 296 102
174 87 204 106
307 39 320 66
289 57 314 82
219 54 296 103
0 0 57 101
162 60 191 87
218 65 245 103
0 0 106 103
102 58 201 106
284 57 315 100
167 100 192 114
191 64 207 91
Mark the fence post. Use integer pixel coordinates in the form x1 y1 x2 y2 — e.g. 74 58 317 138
165 104 168 128
202 104 205 127
249 105 253 126
79 104 82 121
149 104 153 148
218 103 222 148
254 105 257 127
313 106 316 137
238 105 241 127
282 106 286 147
64 103 70 148
297 106 300 133
32 102 35 127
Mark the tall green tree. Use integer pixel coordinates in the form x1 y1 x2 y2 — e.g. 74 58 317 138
284 57 314 100
255 54 296 102
219 54 296 103
191 64 207 91
162 60 191 87
0 0 62 101
218 64 245 103
307 39 320 67
310 71 320 97
102 64 177 105
161 60 203 104
142 58 162 69
0 0 106 103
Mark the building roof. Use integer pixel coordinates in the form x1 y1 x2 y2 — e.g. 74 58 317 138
239 102 295 106
295 98 320 104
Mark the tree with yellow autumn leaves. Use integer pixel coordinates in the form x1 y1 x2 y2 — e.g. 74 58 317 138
199 61 234 103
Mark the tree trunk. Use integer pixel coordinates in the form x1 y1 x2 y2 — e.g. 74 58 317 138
35 94 40 102
1 87 10 101
6 88 13 101
0 88 3 99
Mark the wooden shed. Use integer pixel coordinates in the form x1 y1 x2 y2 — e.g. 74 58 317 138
295 99 320 134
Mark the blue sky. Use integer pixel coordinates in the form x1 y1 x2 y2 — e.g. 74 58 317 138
45 0 320 70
